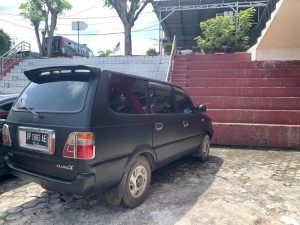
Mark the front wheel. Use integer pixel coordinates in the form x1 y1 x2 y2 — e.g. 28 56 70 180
200 134 210 162
193 134 210 162
122 156 151 208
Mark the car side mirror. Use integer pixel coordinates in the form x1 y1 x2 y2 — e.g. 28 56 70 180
196 104 206 113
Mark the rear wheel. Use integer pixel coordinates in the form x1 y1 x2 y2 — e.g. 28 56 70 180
122 156 151 208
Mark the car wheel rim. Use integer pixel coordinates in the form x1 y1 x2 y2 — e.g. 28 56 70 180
202 136 210 160
129 165 147 198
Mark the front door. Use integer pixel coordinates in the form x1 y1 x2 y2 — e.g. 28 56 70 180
173 87 204 151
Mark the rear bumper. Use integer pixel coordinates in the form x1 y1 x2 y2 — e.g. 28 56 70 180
4 156 95 195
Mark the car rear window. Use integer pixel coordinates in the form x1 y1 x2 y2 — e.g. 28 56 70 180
14 76 89 112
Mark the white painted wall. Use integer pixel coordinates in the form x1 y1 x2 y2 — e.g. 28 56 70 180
0 56 170 94
249 0 300 61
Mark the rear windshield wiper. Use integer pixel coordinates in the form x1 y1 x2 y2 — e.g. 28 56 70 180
17 106 41 118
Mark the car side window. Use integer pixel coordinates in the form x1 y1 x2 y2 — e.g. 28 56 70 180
174 87 194 114
148 82 175 114
109 74 147 114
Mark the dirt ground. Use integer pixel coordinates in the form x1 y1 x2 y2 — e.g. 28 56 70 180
0 147 299 225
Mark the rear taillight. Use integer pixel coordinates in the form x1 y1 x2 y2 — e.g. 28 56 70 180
60 39 65 48
2 124 12 147
63 132 94 160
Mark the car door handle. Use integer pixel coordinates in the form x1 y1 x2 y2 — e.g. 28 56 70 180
183 121 189 128
155 123 163 131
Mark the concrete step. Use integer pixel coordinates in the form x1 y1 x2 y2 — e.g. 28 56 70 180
174 78 300 87
174 53 251 61
191 96 300 110
174 61 300 70
0 75 28 81
0 80 29 87
207 109 300 125
172 68 300 79
0 86 24 94
185 87 300 97
211 122 300 149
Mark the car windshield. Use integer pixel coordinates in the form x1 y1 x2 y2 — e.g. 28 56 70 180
14 78 89 112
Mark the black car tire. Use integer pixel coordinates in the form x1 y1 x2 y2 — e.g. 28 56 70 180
199 134 210 162
122 156 151 208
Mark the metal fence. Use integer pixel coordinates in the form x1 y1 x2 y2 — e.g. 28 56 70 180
0 41 31 77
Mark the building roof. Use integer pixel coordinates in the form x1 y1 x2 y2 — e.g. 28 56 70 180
152 0 268 48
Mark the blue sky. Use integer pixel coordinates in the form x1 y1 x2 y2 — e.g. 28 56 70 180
0 0 160 55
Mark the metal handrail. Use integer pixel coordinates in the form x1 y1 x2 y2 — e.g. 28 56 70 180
250 0 280 46
0 41 31 76
166 35 177 82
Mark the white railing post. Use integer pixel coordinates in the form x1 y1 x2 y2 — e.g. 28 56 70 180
166 35 177 82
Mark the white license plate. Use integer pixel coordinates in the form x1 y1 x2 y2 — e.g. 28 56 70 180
18 127 55 154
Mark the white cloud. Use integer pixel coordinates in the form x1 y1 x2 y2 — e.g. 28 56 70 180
0 0 159 55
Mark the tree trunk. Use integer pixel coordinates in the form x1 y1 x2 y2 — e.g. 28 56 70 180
33 24 43 55
46 13 57 57
41 31 46 56
124 24 133 56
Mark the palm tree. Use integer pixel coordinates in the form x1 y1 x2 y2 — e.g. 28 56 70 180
98 49 114 57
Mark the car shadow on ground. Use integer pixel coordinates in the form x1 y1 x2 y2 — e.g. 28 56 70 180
0 175 27 195
0 155 223 225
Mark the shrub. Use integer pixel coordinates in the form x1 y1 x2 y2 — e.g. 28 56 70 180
194 7 256 52
146 48 157 56
163 42 172 54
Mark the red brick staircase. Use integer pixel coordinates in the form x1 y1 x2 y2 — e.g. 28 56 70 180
171 54 300 149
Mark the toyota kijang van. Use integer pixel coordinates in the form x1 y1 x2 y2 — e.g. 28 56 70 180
2 65 213 208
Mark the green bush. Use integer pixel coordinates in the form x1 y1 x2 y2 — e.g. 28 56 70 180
163 42 172 53
146 48 157 56
195 7 256 52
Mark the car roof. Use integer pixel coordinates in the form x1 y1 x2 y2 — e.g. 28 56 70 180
102 69 182 89
0 94 18 104
24 65 184 90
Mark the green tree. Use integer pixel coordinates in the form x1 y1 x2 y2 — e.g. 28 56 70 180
195 8 255 52
98 49 114 57
20 0 45 55
19 0 72 57
0 29 11 56
104 0 153 56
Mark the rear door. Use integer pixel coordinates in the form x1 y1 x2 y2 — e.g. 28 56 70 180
149 82 182 164
5 66 99 181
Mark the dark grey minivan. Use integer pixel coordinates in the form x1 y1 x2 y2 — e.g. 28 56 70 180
3 65 213 208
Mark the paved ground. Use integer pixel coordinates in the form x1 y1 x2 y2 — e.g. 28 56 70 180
0 148 299 225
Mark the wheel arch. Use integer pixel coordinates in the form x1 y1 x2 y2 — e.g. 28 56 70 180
124 144 157 173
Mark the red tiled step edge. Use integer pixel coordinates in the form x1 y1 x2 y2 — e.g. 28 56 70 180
191 96 300 110
174 61 300 70
184 87 300 97
211 123 300 149
172 69 300 79
173 78 300 87
207 109 300 125
174 53 251 61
